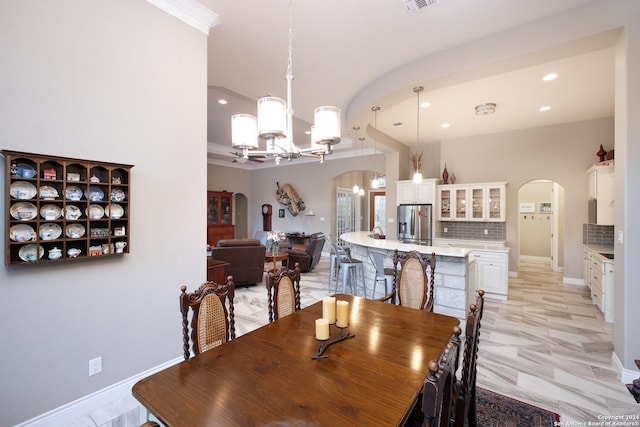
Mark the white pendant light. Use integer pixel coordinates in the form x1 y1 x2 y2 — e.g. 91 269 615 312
371 106 381 189
412 86 423 184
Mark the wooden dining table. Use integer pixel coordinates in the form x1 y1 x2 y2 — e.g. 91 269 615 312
132 294 460 426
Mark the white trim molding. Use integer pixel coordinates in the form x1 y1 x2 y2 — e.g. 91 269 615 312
146 0 220 35
15 357 182 427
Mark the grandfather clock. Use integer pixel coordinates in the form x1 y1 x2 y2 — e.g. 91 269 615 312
262 204 272 231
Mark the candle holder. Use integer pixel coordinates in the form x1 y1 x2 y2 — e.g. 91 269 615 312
311 325 355 360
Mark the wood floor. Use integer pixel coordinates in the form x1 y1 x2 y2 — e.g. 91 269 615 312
232 258 639 422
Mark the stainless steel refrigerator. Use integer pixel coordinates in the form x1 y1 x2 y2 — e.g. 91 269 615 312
397 204 433 245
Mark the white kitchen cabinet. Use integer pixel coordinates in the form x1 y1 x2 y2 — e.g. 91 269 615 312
437 182 506 222
396 179 437 205
587 164 614 225
582 245 614 323
471 250 508 300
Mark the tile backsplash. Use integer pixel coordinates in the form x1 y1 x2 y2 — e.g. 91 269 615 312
437 221 506 241
583 223 614 246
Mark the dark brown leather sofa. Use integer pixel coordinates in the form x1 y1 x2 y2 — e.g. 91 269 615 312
284 232 325 272
211 239 266 286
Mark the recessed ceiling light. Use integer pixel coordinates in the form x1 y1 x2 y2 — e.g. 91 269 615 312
539 106 551 112
441 123 450 128
420 101 431 109
543 73 558 81
218 99 228 105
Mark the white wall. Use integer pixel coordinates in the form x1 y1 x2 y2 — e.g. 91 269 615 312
0 1 208 425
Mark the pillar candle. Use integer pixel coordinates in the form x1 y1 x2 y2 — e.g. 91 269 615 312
336 300 350 328
322 296 336 324
315 318 330 340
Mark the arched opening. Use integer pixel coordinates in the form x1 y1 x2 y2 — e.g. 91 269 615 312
331 169 381 241
234 193 248 239
517 180 565 273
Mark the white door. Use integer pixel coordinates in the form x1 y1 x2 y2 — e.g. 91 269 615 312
336 187 357 244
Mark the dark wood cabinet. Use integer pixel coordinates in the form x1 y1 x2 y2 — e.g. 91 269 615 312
3 150 133 266
207 191 234 245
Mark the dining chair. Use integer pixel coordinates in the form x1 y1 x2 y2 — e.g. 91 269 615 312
422 326 462 427
330 241 366 298
379 250 436 311
454 289 485 427
368 248 394 299
266 262 301 323
180 277 236 360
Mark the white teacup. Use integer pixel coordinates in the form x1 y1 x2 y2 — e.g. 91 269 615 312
115 241 127 253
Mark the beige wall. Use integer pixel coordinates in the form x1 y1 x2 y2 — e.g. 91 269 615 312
0 1 209 424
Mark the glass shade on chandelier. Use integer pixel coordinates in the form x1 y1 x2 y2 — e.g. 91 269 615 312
257 96 287 140
231 114 258 150
313 106 341 148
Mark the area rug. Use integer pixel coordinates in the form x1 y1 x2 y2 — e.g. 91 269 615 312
476 387 561 427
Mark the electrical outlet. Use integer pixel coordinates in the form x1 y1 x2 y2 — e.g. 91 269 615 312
443 227 448 233
484 229 488 235
89 356 102 376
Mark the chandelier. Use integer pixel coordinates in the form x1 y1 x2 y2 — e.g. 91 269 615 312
230 1 341 164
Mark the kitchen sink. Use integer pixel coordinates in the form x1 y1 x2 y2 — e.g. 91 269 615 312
599 253 614 260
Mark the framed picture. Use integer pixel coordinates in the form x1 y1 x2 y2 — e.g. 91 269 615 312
519 202 535 213
279 209 285 218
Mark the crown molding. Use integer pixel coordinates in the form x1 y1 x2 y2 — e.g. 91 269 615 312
145 0 220 35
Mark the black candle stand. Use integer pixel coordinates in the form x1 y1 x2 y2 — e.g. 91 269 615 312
311 327 355 360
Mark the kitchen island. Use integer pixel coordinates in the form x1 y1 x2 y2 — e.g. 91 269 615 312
340 231 510 322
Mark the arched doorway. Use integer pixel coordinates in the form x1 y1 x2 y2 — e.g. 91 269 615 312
517 180 565 272
234 193 248 239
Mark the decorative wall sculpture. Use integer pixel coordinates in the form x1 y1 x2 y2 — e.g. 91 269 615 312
276 182 305 216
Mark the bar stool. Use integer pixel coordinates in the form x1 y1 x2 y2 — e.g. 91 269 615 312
327 236 350 291
368 249 394 299
331 242 366 298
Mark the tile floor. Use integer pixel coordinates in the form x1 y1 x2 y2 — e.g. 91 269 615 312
233 257 640 422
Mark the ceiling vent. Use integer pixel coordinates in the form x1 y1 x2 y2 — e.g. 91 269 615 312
402 0 440 15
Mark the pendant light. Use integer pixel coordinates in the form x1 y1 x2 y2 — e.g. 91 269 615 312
358 136 365 196
412 86 424 184
352 126 360 194
371 106 381 189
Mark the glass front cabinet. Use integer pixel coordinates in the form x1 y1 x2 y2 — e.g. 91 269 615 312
437 182 506 222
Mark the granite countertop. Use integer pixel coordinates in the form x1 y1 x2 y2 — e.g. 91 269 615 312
340 231 509 258
584 244 614 263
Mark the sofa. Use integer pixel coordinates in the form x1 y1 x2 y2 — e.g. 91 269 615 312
211 239 266 286
284 232 325 272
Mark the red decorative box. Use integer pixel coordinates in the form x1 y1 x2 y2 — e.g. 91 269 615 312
43 168 56 180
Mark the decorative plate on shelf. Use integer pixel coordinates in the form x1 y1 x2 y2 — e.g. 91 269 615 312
40 204 62 220
110 188 126 202
39 185 60 200
10 224 36 242
105 203 124 219
65 186 83 201
19 244 44 262
66 223 86 239
14 164 37 179
39 223 63 240
84 186 105 202
10 181 37 199
10 202 38 220
64 205 82 220
86 204 105 219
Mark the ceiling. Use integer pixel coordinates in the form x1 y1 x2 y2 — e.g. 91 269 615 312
202 0 615 168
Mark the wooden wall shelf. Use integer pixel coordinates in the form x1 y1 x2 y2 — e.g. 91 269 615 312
3 150 133 266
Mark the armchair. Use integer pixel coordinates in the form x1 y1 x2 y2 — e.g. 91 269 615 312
284 232 325 272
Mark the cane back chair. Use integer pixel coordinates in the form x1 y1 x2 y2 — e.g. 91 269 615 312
266 262 302 323
180 277 235 360
380 250 436 311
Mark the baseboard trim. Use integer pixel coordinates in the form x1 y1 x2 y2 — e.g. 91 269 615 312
563 276 585 286
519 255 551 262
16 357 182 427
613 352 640 384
